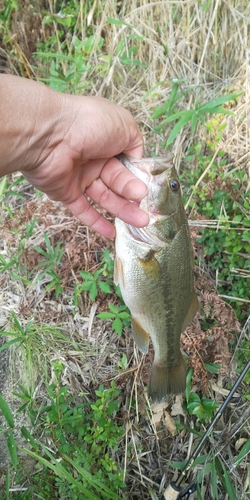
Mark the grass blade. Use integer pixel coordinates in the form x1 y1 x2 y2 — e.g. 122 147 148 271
198 92 242 111
166 112 194 145
0 337 23 351
20 447 101 500
6 431 18 469
0 395 15 428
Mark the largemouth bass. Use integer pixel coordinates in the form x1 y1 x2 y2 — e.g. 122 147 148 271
114 154 199 402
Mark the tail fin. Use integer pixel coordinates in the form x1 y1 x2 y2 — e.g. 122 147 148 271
149 353 186 402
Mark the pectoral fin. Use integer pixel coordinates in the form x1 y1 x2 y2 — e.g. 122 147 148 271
131 317 150 354
181 292 199 332
138 250 161 281
114 257 125 288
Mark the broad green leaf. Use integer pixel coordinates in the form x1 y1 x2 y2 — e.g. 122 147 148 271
127 45 140 56
10 312 24 334
82 35 104 54
168 82 181 108
6 431 18 469
234 439 250 466
190 454 208 467
43 232 53 253
93 269 102 279
191 112 198 133
35 51 74 61
163 109 193 123
97 312 115 320
80 282 93 291
89 283 98 301
168 460 185 470
112 317 122 335
205 362 220 373
128 34 144 41
185 367 194 401
232 215 242 223
106 17 134 29
108 303 119 314
198 92 242 111
118 312 130 319
98 281 112 294
115 39 125 57
222 467 237 500
188 392 201 404
209 106 234 116
42 14 75 27
202 398 218 410
0 395 14 428
242 230 250 242
119 56 147 67
167 112 195 145
215 457 236 500
151 83 181 118
79 271 93 280
188 403 202 414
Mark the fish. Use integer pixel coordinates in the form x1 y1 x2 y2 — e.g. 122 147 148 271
114 154 199 402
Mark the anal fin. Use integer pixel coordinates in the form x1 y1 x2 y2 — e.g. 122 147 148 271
131 317 150 354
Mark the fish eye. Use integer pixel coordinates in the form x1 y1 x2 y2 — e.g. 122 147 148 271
170 179 180 191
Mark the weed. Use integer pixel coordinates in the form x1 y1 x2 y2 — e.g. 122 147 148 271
0 0 17 31
182 138 250 322
184 368 219 423
0 361 125 499
168 367 249 499
153 81 241 147
34 232 64 298
75 268 112 302
97 303 131 336
73 249 114 306
0 315 86 392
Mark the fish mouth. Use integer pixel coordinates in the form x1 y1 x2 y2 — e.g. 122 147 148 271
116 154 174 178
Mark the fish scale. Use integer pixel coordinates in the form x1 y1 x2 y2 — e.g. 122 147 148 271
115 155 199 402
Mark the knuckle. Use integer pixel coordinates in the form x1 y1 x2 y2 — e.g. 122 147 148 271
98 186 110 207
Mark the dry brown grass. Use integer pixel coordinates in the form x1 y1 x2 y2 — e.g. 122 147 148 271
0 1 250 498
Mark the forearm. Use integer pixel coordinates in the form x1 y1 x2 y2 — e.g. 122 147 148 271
0 75 62 176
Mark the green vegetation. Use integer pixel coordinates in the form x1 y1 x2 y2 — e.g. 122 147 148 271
0 1 249 499
183 124 249 322
184 368 219 423
0 362 125 499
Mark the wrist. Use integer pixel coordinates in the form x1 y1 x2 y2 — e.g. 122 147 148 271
0 75 62 177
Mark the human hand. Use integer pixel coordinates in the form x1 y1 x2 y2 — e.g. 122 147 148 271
0 76 149 237
23 94 149 238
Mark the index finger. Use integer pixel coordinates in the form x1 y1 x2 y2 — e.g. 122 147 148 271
100 157 148 201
